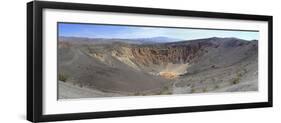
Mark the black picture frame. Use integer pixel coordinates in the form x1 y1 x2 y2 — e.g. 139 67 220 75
27 1 273 122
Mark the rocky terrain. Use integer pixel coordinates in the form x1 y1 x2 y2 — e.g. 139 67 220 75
58 37 258 99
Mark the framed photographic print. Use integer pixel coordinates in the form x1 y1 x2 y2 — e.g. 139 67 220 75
27 1 273 122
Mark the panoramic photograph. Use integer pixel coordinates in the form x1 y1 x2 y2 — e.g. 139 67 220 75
57 23 259 99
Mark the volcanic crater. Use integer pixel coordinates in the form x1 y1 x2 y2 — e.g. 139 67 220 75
58 37 258 99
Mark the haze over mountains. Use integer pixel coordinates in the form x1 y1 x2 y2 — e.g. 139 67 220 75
58 36 258 99
59 36 182 44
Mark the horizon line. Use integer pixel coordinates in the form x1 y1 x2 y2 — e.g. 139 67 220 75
58 36 258 42
58 23 259 41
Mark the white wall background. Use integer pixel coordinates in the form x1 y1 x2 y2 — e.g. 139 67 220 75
0 0 280 123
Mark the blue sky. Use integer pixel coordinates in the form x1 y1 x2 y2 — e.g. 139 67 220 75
58 23 259 41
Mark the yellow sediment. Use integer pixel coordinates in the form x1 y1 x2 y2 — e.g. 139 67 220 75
159 72 178 79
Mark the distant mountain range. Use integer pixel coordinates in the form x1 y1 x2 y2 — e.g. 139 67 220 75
133 36 182 43
59 36 183 44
